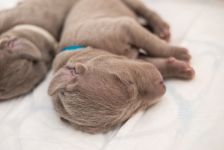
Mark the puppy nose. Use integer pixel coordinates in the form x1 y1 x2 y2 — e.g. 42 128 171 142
158 79 164 85
159 80 164 85
159 80 166 90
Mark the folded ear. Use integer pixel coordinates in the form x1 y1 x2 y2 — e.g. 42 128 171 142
53 51 75 72
48 64 80 96
48 72 66 96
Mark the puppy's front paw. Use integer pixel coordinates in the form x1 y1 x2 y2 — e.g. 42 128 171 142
167 57 195 80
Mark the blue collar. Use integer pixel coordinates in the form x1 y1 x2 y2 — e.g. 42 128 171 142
62 45 86 51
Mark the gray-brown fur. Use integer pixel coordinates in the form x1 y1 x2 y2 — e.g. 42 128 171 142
49 0 195 134
0 0 77 39
0 0 77 100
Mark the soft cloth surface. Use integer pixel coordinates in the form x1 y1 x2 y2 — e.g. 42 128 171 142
0 0 224 150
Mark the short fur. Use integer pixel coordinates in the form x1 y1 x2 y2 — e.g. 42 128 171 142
49 0 195 134
0 0 77 100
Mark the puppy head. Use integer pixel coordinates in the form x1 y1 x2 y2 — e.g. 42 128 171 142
0 34 48 100
48 50 165 133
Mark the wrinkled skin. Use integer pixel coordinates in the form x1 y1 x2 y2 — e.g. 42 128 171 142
49 49 166 133
0 0 77 100
49 49 194 134
0 30 55 100
49 0 195 134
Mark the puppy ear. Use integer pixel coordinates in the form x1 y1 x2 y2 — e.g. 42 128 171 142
66 62 87 75
53 51 75 72
48 72 66 96
48 70 68 96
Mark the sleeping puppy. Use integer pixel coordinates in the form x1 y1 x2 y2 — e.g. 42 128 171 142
49 0 195 134
0 0 77 101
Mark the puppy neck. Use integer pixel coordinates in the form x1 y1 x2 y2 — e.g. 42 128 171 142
12 24 57 49
62 45 86 52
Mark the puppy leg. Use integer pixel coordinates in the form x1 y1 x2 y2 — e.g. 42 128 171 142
121 18 190 61
121 0 170 41
0 9 18 34
139 56 195 80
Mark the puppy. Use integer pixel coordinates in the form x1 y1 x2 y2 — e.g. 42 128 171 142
49 0 195 134
0 0 77 100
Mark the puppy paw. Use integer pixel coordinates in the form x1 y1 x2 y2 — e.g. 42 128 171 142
167 57 195 80
152 21 171 42
170 46 191 61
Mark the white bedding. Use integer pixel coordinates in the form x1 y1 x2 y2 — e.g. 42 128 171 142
0 0 224 150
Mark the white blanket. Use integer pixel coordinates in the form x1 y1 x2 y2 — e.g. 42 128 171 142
0 0 224 150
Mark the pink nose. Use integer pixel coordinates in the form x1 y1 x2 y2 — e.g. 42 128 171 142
159 81 164 85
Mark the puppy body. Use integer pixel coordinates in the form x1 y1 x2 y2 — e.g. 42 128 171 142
0 0 77 100
50 0 195 133
50 48 165 134
60 0 192 60
0 0 77 39
0 27 55 100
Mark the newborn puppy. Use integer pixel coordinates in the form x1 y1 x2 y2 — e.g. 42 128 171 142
49 49 167 134
49 0 195 134
0 0 77 100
